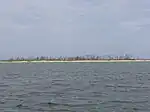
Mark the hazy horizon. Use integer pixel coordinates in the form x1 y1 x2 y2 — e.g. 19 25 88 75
0 0 150 59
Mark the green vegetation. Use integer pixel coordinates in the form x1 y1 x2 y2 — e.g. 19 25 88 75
3 54 135 61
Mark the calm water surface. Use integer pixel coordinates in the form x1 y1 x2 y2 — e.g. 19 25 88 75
0 62 150 112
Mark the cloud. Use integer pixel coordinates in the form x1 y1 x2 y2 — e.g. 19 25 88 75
0 0 150 58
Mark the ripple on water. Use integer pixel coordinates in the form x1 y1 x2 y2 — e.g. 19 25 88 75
0 63 150 111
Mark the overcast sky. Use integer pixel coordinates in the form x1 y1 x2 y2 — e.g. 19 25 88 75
0 0 150 59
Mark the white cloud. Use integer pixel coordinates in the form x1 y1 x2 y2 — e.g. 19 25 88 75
0 0 150 58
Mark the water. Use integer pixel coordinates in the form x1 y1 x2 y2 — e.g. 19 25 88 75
0 62 150 112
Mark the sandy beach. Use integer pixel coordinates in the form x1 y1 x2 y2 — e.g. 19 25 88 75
0 60 150 63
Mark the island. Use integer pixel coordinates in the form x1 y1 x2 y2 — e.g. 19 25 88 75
0 54 150 63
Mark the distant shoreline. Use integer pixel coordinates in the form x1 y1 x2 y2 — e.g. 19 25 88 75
0 60 150 63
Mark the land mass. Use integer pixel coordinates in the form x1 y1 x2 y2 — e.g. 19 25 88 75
0 55 150 63
0 60 150 63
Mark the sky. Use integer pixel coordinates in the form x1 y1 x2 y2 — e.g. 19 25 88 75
0 0 150 59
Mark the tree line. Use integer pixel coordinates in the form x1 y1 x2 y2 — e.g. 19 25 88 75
6 54 135 61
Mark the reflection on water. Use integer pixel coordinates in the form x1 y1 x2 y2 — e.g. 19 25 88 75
0 62 150 111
